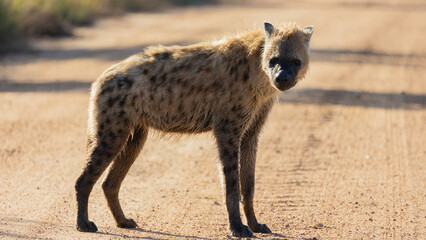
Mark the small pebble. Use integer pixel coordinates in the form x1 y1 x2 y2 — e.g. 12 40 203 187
313 223 324 229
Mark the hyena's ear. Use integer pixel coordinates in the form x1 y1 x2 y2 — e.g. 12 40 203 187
303 25 314 43
264 21 274 39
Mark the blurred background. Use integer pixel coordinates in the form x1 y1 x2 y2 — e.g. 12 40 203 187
0 0 425 239
0 0 239 49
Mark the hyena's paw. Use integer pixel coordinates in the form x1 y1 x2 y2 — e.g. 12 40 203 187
77 218 98 232
117 218 137 228
230 224 253 238
249 222 272 233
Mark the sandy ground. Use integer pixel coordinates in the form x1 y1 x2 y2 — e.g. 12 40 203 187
0 0 425 239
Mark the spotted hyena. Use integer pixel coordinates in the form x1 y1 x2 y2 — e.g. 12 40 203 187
75 22 313 237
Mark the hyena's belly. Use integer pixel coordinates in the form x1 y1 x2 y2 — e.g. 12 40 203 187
142 109 214 133
140 94 214 133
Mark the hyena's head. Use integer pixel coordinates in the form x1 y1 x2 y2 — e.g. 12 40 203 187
261 22 314 91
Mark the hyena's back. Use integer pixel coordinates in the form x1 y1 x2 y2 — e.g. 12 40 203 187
91 43 251 135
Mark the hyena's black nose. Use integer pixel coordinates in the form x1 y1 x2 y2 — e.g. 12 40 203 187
276 75 289 84
276 72 291 84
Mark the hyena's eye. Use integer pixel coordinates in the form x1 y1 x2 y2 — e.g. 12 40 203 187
292 59 301 67
269 57 279 68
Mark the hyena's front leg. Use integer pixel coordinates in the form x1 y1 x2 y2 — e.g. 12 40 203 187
240 101 273 234
240 124 271 233
214 120 253 238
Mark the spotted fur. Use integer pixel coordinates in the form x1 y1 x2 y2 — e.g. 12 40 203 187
75 22 313 237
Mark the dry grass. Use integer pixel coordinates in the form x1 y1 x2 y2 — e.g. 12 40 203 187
0 0 236 50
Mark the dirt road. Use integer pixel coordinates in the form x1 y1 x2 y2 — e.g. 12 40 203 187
0 1 425 239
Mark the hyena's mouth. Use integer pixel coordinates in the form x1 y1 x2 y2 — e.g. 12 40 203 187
275 78 297 91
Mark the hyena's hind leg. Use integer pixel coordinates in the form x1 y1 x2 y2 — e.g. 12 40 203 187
75 122 131 232
102 126 148 228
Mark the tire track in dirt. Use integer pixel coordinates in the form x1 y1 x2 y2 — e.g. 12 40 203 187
267 7 425 239
1 1 425 239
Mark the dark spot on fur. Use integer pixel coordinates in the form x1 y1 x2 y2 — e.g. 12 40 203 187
100 86 113 95
155 51 172 59
233 127 239 135
149 94 154 101
226 178 238 192
143 69 149 75
107 97 115 107
188 86 195 94
95 159 103 166
119 110 126 117
119 96 127 107
88 165 96 174
229 66 235 75
237 111 246 119
101 109 107 115
104 151 112 158
212 82 220 91
105 118 111 124
222 148 230 157
223 164 236 176
118 77 133 88
171 66 179 73
243 69 249 82
132 95 137 106
109 131 116 140
99 124 105 130
150 76 156 83
196 85 203 93
182 63 191 70
167 86 172 94
101 140 109 148
178 103 184 112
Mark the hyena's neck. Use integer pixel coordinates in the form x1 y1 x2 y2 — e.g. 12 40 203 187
217 30 278 102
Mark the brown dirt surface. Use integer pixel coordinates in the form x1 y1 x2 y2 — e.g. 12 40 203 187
1 1 425 239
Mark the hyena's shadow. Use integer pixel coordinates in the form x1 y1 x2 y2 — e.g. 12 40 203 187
93 227 215 240
95 227 315 240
